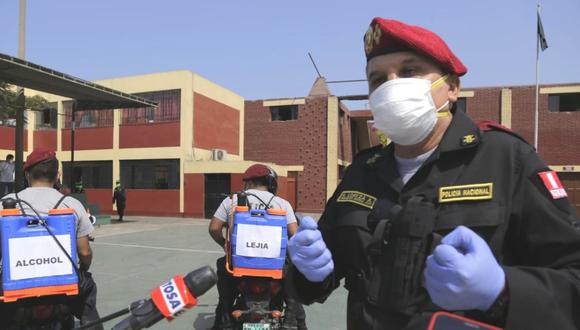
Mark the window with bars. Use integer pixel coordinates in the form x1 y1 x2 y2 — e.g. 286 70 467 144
121 89 181 124
62 161 113 189
62 101 114 128
35 103 58 129
270 105 298 121
120 159 180 189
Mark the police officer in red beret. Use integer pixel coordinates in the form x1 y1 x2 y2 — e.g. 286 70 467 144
287 18 580 329
0 149 103 329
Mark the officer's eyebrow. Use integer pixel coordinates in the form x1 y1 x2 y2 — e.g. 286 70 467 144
400 56 423 66
367 71 384 82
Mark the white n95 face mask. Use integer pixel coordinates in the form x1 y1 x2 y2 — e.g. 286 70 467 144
369 75 449 146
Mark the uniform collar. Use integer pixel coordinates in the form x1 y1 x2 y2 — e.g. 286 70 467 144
369 111 480 197
370 145 404 195
438 110 481 153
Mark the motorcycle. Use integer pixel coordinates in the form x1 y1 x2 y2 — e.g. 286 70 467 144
221 192 302 330
0 290 77 330
229 276 288 330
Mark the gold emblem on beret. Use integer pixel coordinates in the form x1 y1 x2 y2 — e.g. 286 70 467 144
364 24 383 55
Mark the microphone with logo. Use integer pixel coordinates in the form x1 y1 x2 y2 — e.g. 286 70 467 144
111 266 217 330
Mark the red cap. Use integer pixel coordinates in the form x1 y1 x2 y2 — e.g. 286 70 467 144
364 18 467 76
24 148 57 172
243 164 271 181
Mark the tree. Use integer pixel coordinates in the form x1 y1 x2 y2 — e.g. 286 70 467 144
0 82 49 123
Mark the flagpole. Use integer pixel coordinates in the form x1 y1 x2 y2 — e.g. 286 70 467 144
534 3 540 151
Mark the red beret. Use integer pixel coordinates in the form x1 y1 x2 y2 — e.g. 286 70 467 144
364 17 467 76
243 164 272 181
24 148 57 172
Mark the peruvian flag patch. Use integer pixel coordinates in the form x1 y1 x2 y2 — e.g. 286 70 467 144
538 171 568 199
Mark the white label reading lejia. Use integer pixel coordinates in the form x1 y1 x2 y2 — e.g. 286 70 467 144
8 235 73 280
235 224 282 258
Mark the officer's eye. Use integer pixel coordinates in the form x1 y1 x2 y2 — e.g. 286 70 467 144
400 66 421 77
369 75 386 90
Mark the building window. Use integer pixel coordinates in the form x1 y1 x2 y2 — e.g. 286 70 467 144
35 103 57 129
455 97 467 113
62 161 113 189
549 93 580 112
120 159 180 189
62 102 114 128
270 105 298 121
121 89 181 124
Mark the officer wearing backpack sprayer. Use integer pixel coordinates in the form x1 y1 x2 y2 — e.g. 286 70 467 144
0 149 103 330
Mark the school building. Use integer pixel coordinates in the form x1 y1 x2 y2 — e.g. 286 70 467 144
1 72 579 216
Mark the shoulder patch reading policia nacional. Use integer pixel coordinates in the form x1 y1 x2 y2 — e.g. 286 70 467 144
439 183 493 203
337 191 377 209
538 171 568 199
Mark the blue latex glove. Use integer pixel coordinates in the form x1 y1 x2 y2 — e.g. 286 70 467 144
288 216 334 282
424 225 505 311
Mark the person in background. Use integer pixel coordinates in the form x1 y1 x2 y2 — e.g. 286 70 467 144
74 177 85 194
0 154 15 196
112 180 126 221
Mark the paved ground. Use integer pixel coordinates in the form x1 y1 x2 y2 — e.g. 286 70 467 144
89 216 348 330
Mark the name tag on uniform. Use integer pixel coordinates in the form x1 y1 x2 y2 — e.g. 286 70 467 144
337 190 377 209
439 183 493 203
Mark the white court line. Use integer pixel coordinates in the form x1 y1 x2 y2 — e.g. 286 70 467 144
93 241 223 254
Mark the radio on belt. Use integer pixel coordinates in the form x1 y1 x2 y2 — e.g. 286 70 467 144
230 207 288 279
0 208 79 302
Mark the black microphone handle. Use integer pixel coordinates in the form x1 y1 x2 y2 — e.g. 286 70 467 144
110 266 217 330
110 299 163 330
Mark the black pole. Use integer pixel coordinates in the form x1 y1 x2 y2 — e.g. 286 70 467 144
73 307 130 330
69 101 76 191
308 52 323 78
14 88 25 192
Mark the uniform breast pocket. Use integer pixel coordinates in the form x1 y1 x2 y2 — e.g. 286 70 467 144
435 201 505 242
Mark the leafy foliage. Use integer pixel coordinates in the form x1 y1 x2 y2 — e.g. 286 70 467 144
0 82 49 123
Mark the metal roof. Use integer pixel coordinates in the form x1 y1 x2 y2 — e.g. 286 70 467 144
0 53 156 110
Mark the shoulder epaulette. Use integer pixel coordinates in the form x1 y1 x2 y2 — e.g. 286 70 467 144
477 120 530 145
353 145 387 167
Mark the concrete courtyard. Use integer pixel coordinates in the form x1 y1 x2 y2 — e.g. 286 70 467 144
89 216 348 330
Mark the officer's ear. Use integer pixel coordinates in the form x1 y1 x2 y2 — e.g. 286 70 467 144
446 74 460 103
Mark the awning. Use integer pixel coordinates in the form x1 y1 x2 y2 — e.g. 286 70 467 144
0 53 156 110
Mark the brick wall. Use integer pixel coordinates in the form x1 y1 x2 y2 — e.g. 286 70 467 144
0 127 28 152
184 174 204 218
62 127 113 150
466 84 580 165
244 97 329 212
338 105 353 163
120 122 180 149
33 130 57 151
465 88 502 123
194 93 240 155
510 86 580 164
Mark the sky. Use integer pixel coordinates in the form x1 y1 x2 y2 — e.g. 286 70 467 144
1 0 579 107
